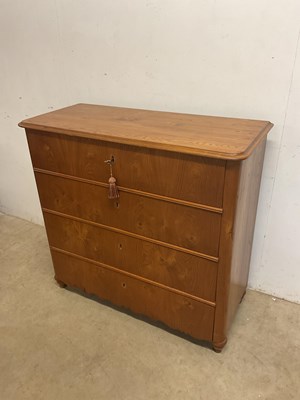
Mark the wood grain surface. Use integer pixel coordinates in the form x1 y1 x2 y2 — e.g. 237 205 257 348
20 104 273 160
35 172 221 256
226 139 267 329
213 139 267 351
44 212 218 302
26 130 225 207
51 250 215 341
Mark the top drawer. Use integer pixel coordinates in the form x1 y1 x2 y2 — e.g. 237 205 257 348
26 130 225 208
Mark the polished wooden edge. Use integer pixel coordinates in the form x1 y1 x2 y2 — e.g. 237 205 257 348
42 208 219 262
50 246 216 307
34 168 223 214
19 122 272 160
241 122 273 160
212 337 227 352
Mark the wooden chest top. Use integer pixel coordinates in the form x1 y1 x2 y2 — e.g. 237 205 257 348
19 103 273 160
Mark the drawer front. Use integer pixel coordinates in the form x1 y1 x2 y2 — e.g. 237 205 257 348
51 250 215 342
27 130 225 208
36 172 221 257
44 213 217 302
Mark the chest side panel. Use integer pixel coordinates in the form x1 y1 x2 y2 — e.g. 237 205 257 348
212 139 267 351
226 139 267 329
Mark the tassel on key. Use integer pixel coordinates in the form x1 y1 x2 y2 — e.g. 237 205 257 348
105 157 120 200
108 176 119 199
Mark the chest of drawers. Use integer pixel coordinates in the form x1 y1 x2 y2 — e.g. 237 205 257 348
19 104 273 351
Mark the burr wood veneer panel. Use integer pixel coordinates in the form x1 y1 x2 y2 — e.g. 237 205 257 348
44 212 218 303
26 130 226 208
51 250 215 342
35 172 221 257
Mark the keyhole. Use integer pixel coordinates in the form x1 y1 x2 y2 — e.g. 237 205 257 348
122 282 126 288
119 243 123 250
115 201 120 209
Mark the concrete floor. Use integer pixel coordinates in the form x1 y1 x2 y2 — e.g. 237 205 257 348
0 213 299 400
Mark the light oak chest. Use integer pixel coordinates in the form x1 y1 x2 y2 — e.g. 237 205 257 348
19 104 273 351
